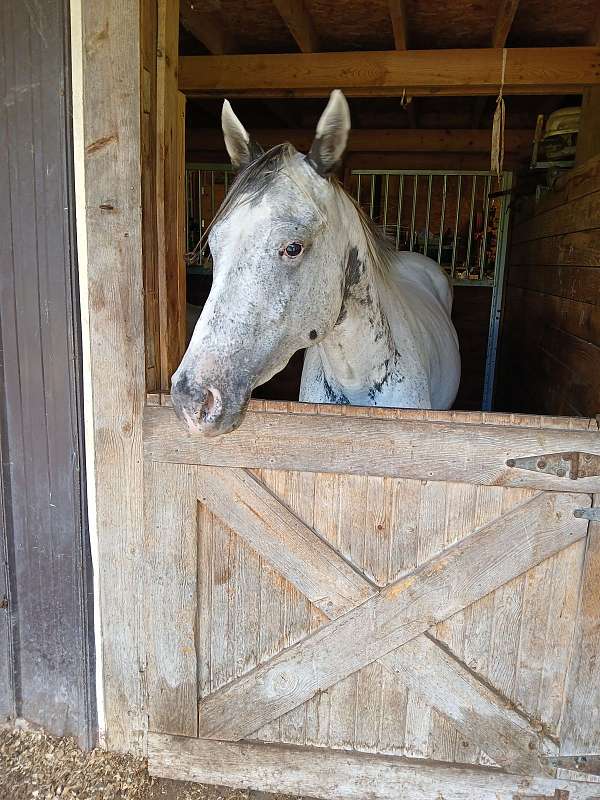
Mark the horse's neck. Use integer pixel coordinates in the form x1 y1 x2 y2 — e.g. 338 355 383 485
316 204 409 404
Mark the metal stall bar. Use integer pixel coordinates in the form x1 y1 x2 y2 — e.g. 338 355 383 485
478 175 492 279
423 174 433 257
395 175 404 249
438 175 447 264
410 175 418 251
451 175 462 280
465 175 477 273
369 174 376 218
382 174 389 234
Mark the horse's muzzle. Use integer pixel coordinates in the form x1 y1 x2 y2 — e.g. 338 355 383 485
171 373 248 437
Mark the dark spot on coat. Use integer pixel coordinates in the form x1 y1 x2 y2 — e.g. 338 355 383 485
323 376 350 404
309 329 318 340
345 247 363 294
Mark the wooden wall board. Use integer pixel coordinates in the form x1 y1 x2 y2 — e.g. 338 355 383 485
498 156 600 417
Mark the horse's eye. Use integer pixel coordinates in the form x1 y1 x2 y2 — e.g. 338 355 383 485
284 242 303 258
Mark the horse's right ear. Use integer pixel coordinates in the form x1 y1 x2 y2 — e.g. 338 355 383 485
307 90 351 177
222 99 263 170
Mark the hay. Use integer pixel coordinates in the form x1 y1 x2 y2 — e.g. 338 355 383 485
0 727 300 800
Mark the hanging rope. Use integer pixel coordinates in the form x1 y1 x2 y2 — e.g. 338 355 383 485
491 48 507 179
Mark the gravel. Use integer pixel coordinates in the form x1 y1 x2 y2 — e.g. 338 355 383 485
0 727 296 800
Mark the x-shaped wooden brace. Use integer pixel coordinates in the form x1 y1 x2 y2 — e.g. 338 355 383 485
193 467 590 776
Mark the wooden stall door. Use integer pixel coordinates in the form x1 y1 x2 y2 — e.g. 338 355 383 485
143 400 600 800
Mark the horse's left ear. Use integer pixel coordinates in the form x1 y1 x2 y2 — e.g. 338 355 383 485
307 90 351 177
222 99 263 170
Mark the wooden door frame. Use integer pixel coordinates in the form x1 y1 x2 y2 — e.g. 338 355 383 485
72 0 148 752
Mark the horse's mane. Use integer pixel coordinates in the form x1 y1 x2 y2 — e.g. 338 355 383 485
195 141 397 284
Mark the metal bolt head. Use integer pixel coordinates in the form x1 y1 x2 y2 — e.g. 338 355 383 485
537 459 547 469
556 468 566 478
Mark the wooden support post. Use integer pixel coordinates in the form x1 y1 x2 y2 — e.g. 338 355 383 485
157 0 186 392
576 88 600 166
75 0 147 752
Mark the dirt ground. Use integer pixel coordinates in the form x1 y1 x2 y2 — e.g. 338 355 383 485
0 727 305 800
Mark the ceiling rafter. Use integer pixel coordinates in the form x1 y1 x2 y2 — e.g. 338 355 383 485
491 0 521 49
179 0 237 55
272 0 320 53
388 0 408 50
588 8 600 46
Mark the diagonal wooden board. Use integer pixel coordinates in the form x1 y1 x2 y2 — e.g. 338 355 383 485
192 467 588 771
195 470 589 749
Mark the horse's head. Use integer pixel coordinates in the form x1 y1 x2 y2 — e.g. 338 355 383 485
172 90 352 436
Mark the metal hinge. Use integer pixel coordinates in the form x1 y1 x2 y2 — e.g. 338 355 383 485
505 452 600 480
574 507 600 522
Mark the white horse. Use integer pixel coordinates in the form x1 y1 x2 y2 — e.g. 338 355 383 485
172 91 460 436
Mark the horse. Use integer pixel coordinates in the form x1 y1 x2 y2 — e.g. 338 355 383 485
172 90 460 437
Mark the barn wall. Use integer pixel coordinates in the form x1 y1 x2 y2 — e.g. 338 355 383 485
0 0 95 744
497 155 600 416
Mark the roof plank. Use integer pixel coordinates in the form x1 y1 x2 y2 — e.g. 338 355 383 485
388 0 408 50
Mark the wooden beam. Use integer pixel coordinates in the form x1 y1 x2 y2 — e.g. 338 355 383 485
388 0 408 50
491 0 520 48
156 0 186 391
144 403 600 492
149 735 600 800
272 0 319 53
186 127 532 154
179 47 600 97
179 0 237 55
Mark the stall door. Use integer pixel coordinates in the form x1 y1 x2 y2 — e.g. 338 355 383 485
143 398 600 799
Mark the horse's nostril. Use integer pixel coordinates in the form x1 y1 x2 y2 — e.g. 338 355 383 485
200 386 222 422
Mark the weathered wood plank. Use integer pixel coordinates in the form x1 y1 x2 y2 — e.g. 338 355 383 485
561 495 600 755
381 635 557 775
197 491 589 740
144 405 600 492
148 735 600 800
178 47 600 97
78 0 147 753
195 466 374 618
144 461 198 737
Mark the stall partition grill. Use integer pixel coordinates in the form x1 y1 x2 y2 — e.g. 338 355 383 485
185 164 512 410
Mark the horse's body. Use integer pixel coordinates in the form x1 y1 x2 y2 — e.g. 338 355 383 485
172 92 460 436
